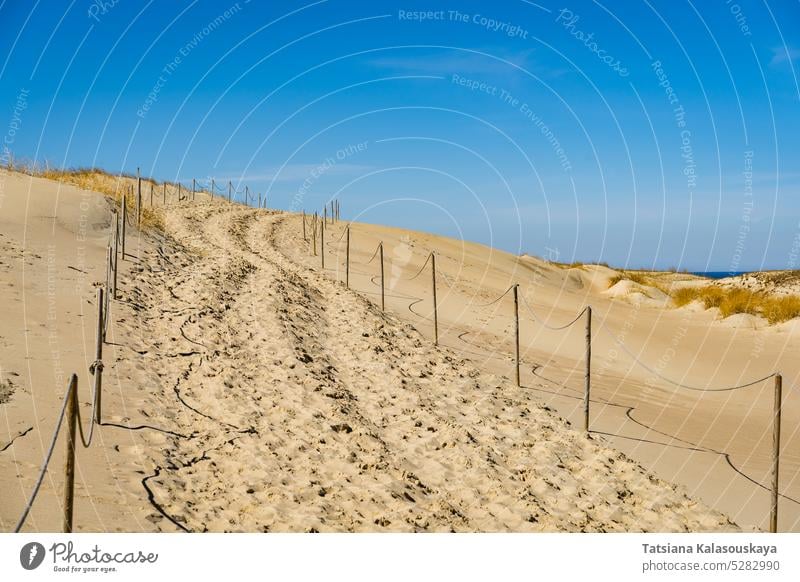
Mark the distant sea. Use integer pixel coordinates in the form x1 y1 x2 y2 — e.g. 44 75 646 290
690 271 748 279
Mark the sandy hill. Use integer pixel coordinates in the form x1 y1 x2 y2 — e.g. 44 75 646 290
3 167 796 531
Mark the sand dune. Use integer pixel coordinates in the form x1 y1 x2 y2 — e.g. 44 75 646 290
4 169 796 531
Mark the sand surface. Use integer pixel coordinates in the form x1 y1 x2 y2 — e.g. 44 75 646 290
3 169 794 531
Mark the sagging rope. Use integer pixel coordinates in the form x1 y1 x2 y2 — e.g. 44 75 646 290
365 242 383 265
13 376 75 532
76 361 104 448
399 252 433 282
468 284 517 309
596 318 777 392
519 293 588 331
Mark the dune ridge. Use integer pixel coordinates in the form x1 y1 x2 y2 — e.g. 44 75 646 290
0 169 741 532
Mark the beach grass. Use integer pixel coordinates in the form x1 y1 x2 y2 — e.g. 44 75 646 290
671 285 800 323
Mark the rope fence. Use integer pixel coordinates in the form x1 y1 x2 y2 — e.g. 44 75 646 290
300 215 789 533
10 189 139 532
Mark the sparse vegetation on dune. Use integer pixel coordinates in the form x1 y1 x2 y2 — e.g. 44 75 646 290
671 285 800 323
2 161 210 230
607 272 651 287
551 260 610 269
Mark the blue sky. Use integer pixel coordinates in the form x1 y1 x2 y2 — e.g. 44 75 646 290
1 0 799 271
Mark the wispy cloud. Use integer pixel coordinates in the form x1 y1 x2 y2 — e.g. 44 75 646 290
368 48 535 76
220 163 374 183
770 46 800 66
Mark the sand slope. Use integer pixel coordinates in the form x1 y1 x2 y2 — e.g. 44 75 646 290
1 171 737 532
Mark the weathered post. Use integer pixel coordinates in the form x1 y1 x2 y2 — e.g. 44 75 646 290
584 306 592 432
211 178 215 199
121 191 127 259
62 374 78 533
513 284 520 387
302 211 307 241
149 182 153 207
324 206 327 225
163 182 166 205
94 287 104 423
178 182 182 202
770 373 783 533
431 252 438 346
136 167 142 225
105 246 112 318
245 186 249 206
113 212 119 298
321 218 325 269
228 181 232 203
192 178 196 202
345 226 350 288
258 191 262 208
379 242 385 311
312 214 318 256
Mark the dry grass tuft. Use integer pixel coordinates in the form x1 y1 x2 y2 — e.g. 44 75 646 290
761 295 800 324
608 272 652 287
670 285 800 323
26 166 170 229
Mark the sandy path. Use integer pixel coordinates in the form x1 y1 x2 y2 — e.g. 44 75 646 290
1 173 739 532
271 214 800 532
96 203 733 532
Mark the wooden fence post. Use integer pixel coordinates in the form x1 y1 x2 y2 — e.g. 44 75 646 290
324 206 327 225
136 167 142 225
121 191 127 259
62 374 78 533
245 186 249 206
228 181 232 203
346 226 350 288
162 183 166 205
379 242 385 311
431 252 438 346
584 306 592 432
105 246 112 320
321 218 325 269
302 211 307 240
312 214 317 256
192 178 196 202
513 284 520 387
113 212 119 298
211 178 215 200
94 287 104 424
770 373 783 533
